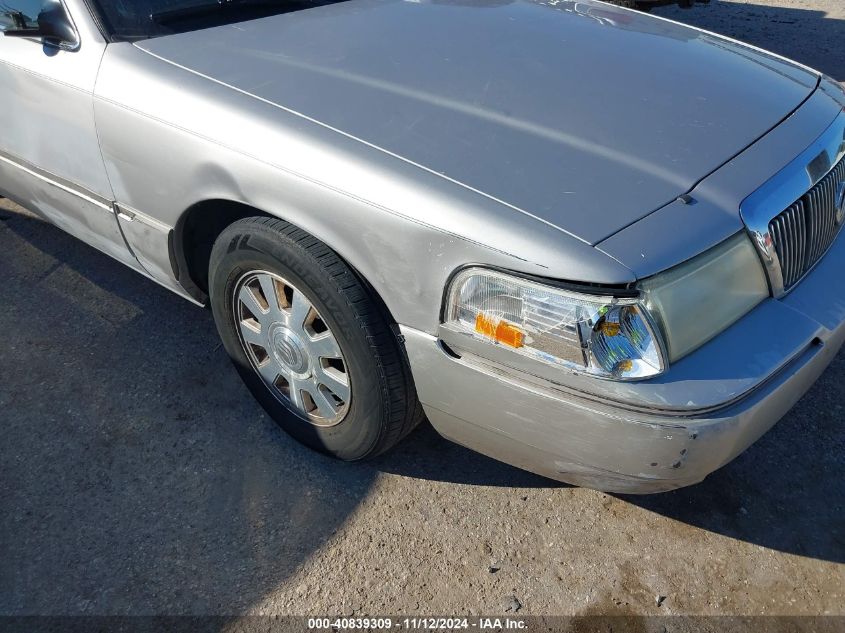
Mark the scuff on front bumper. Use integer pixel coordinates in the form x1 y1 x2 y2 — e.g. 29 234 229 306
401 234 845 494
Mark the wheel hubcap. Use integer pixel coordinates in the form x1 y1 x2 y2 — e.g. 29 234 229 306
232 271 351 427
268 324 309 375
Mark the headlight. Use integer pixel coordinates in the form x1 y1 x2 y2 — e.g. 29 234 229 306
639 232 769 362
442 233 770 381
443 268 666 380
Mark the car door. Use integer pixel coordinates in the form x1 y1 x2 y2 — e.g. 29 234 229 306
0 0 137 268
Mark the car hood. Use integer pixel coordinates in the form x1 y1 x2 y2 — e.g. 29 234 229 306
135 0 819 245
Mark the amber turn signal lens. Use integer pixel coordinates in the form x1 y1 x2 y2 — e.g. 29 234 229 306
475 313 524 348
475 313 496 338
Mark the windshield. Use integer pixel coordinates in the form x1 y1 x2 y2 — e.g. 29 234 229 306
89 0 351 40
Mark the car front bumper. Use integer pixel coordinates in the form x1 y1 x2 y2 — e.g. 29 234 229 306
401 232 845 494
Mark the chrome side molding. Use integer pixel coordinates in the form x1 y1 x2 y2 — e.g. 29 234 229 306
0 147 113 212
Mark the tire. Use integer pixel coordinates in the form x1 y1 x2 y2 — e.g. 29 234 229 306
208 216 424 460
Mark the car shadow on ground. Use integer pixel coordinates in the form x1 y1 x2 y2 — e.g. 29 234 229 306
0 206 383 614
1 205 842 617
656 1 845 81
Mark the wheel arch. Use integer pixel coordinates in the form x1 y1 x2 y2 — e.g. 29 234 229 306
173 198 271 302
173 198 403 332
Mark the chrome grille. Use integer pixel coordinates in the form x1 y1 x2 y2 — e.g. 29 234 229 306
768 156 845 291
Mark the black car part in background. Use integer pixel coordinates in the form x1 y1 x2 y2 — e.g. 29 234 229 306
609 0 710 10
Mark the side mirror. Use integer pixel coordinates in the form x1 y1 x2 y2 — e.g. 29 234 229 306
2 1 79 50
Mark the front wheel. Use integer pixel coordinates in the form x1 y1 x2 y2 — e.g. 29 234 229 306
208 217 423 460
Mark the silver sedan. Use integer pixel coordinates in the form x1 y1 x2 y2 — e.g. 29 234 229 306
2 0 844 493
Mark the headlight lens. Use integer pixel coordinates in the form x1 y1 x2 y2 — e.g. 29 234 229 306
639 232 769 362
443 268 666 380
